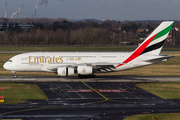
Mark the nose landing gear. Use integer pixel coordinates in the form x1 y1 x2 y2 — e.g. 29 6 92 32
11 71 17 78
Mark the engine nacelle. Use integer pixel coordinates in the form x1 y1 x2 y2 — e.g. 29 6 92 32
77 66 93 75
57 67 74 76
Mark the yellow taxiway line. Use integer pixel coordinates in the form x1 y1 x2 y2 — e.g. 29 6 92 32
81 80 108 100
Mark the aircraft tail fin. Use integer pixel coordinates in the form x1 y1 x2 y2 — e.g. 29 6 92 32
134 21 174 55
115 21 174 68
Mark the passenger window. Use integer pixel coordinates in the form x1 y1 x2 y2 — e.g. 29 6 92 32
8 60 12 62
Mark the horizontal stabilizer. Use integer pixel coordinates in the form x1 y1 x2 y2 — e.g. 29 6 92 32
142 56 175 62
92 62 122 66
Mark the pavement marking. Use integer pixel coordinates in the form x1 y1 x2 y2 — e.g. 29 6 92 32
97 90 125 92
81 80 108 100
110 83 128 98
75 99 107 105
123 84 134 90
0 108 45 116
79 81 140 102
61 83 85 99
54 83 71 98
66 90 93 92
103 83 128 98
65 83 85 99
43 82 144 105
112 83 139 99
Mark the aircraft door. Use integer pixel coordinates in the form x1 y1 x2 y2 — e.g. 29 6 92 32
97 55 101 60
16 61 20 67
118 54 121 60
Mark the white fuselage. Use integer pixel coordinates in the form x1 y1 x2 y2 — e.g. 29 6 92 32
3 52 153 73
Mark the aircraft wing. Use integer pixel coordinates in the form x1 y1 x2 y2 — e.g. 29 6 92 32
91 62 125 73
45 62 123 72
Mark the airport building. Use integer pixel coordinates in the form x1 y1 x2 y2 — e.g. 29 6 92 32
0 17 9 25
0 17 34 31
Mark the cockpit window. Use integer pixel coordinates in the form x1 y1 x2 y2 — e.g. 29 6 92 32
8 60 12 62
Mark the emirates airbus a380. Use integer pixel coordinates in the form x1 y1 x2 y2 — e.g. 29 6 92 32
3 21 174 78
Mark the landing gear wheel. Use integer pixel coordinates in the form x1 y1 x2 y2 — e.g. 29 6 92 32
13 75 17 78
13 72 17 78
93 75 97 78
78 74 96 79
80 75 85 79
78 74 85 79
88 74 96 78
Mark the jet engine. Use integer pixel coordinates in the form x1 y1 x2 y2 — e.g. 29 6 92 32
57 67 74 76
77 66 93 75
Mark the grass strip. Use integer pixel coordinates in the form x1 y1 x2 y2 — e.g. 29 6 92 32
124 113 180 120
0 83 48 104
136 82 180 99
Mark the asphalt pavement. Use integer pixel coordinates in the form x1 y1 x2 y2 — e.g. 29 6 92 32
0 76 180 120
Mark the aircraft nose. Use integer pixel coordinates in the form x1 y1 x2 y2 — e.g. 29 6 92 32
3 62 10 70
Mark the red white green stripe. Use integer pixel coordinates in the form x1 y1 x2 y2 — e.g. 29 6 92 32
116 22 174 68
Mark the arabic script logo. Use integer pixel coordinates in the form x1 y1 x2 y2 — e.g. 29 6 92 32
21 58 24 61
82 68 86 73
62 69 66 74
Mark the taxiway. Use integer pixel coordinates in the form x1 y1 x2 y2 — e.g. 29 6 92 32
0 76 180 120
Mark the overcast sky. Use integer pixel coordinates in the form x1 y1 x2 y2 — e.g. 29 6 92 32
0 0 179 21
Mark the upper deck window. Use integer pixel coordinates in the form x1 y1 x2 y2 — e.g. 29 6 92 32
102 56 117 58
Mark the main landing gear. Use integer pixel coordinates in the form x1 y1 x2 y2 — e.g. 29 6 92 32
11 71 17 78
78 74 97 79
